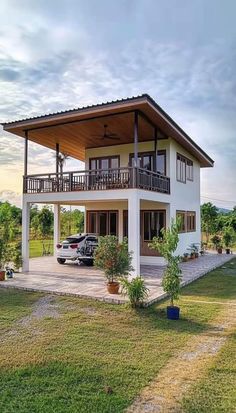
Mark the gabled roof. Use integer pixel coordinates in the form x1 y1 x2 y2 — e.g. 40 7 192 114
2 94 214 167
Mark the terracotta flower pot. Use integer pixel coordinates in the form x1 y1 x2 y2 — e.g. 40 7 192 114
107 281 120 294
0 270 5 281
217 247 222 254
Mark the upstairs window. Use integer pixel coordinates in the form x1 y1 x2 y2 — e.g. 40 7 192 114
90 156 119 172
177 153 194 183
176 154 186 183
130 150 166 175
186 159 193 181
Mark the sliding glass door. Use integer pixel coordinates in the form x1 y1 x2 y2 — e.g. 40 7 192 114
87 211 118 236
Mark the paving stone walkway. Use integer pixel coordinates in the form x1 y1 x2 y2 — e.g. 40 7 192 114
0 253 234 305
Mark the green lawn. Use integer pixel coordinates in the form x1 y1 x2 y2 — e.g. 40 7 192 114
0 259 235 413
29 239 53 258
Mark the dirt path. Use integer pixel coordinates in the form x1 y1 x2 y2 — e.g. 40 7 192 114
1 295 60 342
126 302 236 413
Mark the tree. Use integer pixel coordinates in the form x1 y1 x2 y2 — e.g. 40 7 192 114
201 202 218 243
149 219 182 307
37 206 53 238
0 201 21 242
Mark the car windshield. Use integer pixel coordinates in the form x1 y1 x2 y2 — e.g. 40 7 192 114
63 236 85 244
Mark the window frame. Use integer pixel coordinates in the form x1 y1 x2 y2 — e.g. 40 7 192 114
176 153 194 183
89 155 120 170
176 210 186 233
142 210 166 242
87 210 118 237
176 210 196 233
186 211 196 232
186 159 194 181
129 150 166 175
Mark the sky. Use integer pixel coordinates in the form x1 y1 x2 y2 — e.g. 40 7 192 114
0 0 235 209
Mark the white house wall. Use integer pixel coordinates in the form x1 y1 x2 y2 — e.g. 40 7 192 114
168 138 201 255
85 139 170 172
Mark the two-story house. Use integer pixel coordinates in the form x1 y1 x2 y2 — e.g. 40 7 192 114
2 94 214 275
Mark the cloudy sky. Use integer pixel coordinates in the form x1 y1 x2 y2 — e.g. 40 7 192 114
0 0 235 208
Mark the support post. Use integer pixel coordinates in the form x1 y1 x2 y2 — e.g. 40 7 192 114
154 127 158 172
133 111 139 167
118 209 123 243
23 131 28 192
54 204 61 256
128 193 140 277
56 143 59 174
22 200 30 272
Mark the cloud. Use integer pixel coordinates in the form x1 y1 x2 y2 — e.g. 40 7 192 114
0 190 22 207
0 0 235 207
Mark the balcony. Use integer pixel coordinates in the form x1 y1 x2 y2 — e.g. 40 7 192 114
23 167 170 195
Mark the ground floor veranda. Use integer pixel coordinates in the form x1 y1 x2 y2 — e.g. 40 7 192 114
1 253 233 306
22 188 201 275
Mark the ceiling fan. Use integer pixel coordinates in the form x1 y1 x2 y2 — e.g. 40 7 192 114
92 124 120 140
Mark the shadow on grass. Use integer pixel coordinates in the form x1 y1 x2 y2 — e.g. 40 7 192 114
129 304 218 336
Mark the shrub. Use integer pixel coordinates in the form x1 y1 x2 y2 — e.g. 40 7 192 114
211 235 221 249
94 236 133 283
120 276 149 307
222 229 233 248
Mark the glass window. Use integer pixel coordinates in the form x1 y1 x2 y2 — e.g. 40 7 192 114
176 210 196 232
109 212 117 236
90 159 98 170
90 156 119 171
176 154 186 183
111 157 119 169
143 211 165 241
123 210 128 238
89 212 97 233
87 211 118 237
130 151 166 174
187 159 193 181
187 211 196 232
156 152 165 175
98 212 107 236
176 211 186 232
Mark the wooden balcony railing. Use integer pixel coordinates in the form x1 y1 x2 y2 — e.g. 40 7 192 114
23 167 170 195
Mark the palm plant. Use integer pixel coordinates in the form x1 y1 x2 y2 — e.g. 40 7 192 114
120 276 149 307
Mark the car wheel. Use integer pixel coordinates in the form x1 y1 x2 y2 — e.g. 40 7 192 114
57 258 66 264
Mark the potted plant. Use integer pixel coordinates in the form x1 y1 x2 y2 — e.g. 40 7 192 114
182 252 189 262
211 235 222 253
223 229 233 254
149 219 182 320
94 236 133 294
120 276 149 307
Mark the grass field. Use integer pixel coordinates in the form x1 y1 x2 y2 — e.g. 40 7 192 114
29 239 53 258
0 259 235 412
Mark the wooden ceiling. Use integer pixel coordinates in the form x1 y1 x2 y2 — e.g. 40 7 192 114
25 111 156 161
3 96 214 167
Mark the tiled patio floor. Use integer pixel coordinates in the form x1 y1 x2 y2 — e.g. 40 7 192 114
0 253 234 305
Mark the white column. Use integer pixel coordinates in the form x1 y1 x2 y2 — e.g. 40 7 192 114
128 192 140 277
54 204 60 256
22 199 30 272
118 209 123 243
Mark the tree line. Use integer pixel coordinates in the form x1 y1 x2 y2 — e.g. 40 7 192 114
0 202 84 243
201 202 236 249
